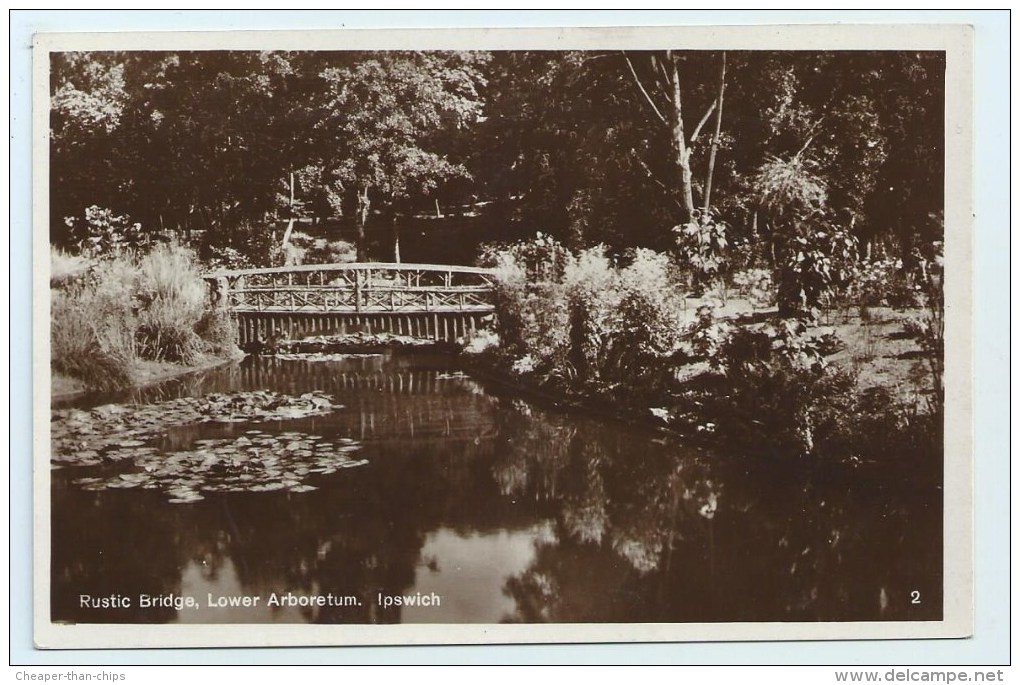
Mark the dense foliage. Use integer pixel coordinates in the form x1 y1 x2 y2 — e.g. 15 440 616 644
51 49 943 274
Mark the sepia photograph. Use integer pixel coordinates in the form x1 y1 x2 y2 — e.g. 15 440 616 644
32 23 974 649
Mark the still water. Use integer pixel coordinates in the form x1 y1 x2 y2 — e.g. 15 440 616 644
51 354 942 624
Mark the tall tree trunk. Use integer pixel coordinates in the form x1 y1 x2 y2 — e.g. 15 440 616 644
703 52 727 215
281 171 296 252
668 51 696 224
356 185 370 261
391 210 401 264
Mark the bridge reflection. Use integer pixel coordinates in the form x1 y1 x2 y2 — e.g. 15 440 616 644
180 356 502 445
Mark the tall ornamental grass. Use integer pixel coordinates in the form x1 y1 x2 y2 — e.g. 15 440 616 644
51 242 238 391
134 243 209 363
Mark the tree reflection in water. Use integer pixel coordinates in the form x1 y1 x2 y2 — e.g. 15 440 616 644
496 398 941 623
52 355 941 624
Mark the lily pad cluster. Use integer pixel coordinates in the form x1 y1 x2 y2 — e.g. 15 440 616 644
72 430 366 503
52 390 367 503
274 353 379 362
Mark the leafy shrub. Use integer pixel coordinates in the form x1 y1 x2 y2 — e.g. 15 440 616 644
200 219 285 269
754 155 828 216
707 321 856 457
677 304 735 363
731 267 776 307
202 245 254 271
673 211 728 293
847 256 918 309
63 205 146 256
779 214 858 316
601 250 686 390
195 308 239 357
287 231 357 265
563 247 621 382
902 241 944 411
482 234 572 370
479 232 572 283
483 237 687 398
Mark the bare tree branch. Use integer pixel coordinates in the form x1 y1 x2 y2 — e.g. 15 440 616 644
623 52 666 125
631 148 683 209
656 56 671 87
792 118 824 159
794 134 815 160
690 100 718 143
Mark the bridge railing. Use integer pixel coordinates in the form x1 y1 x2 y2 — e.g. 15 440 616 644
205 262 498 314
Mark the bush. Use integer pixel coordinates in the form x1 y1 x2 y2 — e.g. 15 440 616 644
850 256 918 309
134 243 208 363
563 247 620 382
287 231 357 265
195 308 239 357
673 211 729 294
63 205 147 256
731 267 776 308
482 234 572 370
51 241 239 391
601 250 686 392
677 304 734 363
482 237 687 399
779 216 858 317
902 241 944 412
51 278 136 392
707 321 857 457
199 219 285 269
201 245 253 271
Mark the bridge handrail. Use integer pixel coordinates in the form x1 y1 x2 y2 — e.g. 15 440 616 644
233 284 495 292
205 262 497 279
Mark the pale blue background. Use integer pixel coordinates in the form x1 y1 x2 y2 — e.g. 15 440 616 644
10 9 1009 666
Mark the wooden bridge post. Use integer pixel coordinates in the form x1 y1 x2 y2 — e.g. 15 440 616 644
354 269 363 314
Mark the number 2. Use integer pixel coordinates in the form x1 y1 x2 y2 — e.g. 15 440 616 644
910 590 921 604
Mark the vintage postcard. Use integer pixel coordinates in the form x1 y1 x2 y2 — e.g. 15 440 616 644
33 23 973 649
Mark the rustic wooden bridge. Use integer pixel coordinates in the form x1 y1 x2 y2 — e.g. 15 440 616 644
205 263 498 346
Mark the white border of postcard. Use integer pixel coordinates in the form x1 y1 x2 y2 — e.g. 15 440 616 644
32 23 974 649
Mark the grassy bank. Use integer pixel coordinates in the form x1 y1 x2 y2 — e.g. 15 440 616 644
50 242 242 398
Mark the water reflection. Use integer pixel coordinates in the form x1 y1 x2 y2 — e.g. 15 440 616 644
51 355 941 624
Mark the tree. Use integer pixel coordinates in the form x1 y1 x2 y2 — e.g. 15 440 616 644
477 51 681 254
50 51 131 246
622 50 723 226
316 51 487 261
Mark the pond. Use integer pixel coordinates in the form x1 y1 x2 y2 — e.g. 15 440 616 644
51 354 942 624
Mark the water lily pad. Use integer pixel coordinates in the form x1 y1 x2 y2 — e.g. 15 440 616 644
167 495 204 504
54 389 368 502
106 480 141 489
